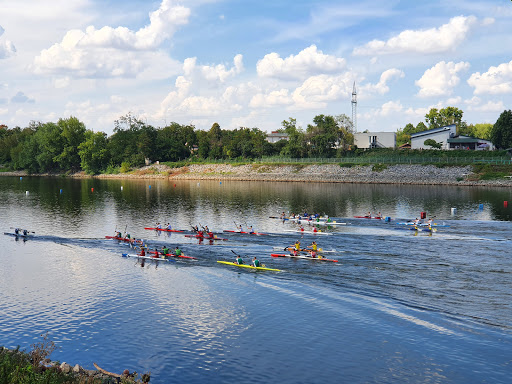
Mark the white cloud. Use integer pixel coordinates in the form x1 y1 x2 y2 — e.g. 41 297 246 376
362 68 404 95
467 60 512 95
257 45 346 80
32 0 190 78
353 15 477 55
250 89 292 108
467 100 505 112
291 73 353 109
0 25 16 59
11 91 35 104
415 61 470 98
184 54 244 83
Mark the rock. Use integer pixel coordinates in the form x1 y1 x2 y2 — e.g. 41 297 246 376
60 362 71 373
73 364 83 373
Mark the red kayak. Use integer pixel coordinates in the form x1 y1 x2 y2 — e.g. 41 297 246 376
105 236 142 243
353 216 383 220
185 234 228 241
148 250 197 260
144 227 185 233
270 253 338 262
223 230 268 236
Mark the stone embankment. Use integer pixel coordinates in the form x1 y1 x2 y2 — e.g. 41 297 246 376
3 163 512 186
165 163 512 187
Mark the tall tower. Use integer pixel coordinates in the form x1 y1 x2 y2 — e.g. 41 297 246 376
351 81 357 133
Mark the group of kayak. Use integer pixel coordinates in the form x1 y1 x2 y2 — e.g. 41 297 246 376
4 228 33 238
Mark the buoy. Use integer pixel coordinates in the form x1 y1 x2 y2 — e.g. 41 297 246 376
25 191 29 195
197 183 200 187
121 186 123 191
451 208 457 215
19 177 22 180
505 201 509 208
420 211 426 219
220 182 222 184
149 185 151 189
174 184 176 187
479 203 483 210
91 188 94 192
60 189 63 194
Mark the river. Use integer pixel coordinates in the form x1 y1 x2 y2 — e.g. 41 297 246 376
0 176 511 383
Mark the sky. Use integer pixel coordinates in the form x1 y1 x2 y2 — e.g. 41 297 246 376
0 0 511 135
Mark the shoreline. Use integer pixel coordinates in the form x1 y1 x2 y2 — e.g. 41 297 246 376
2 163 512 187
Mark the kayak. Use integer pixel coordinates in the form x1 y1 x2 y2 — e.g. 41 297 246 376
271 253 338 262
148 250 197 260
105 236 143 244
354 216 383 219
4 232 33 239
121 253 173 262
185 234 228 241
222 230 268 235
304 221 346 226
283 229 332 235
217 261 281 272
396 222 450 227
144 227 185 233
281 247 336 253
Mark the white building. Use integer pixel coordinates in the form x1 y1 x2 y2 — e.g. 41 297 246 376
266 131 289 143
354 132 396 149
410 124 456 149
411 124 495 150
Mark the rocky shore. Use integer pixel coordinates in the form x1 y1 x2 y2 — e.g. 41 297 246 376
2 163 512 187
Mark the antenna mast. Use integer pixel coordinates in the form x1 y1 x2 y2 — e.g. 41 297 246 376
351 81 357 133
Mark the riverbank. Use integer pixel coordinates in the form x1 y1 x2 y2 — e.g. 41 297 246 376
2 163 512 187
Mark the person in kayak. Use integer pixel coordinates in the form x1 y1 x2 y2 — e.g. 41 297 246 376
252 256 261 267
310 241 318 252
14 228 19 235
162 246 169 256
116 231 122 238
156 223 162 229
248 226 254 234
175 246 182 256
294 240 301 251
139 247 146 256
166 223 172 230
192 225 199 232
23 229 28 236
235 255 244 264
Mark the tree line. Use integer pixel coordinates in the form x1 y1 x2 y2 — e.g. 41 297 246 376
0 113 354 174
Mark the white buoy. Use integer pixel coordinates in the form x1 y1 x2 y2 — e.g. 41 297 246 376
451 208 457 215
26 191 29 195
121 186 123 191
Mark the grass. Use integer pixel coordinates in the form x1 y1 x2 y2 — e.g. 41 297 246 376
472 164 512 180
371 163 388 172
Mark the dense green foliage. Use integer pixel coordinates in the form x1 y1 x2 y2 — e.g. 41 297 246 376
0 113 357 174
490 110 512 149
423 139 442 149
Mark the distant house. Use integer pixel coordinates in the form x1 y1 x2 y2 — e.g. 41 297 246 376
266 131 289 143
354 132 396 149
411 124 494 150
410 124 456 149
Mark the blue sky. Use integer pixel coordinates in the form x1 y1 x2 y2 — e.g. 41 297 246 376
0 0 511 134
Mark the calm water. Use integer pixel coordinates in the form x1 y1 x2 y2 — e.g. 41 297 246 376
0 176 511 383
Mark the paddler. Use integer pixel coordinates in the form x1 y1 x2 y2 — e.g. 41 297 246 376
294 240 301 251
235 255 244 264
14 228 19 235
162 246 169 256
175 246 182 256
166 223 172 230
310 241 318 252
156 223 162 229
116 231 122 238
252 256 261 267
248 226 254 234
139 247 146 256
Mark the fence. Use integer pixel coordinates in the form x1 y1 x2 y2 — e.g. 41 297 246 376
253 157 512 165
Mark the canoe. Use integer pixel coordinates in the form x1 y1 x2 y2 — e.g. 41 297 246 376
283 229 332 235
217 260 281 272
271 253 338 262
222 230 268 235
396 222 450 227
354 216 383 219
105 236 137 242
148 250 197 260
144 227 185 233
121 253 173 262
303 221 346 226
184 234 228 241
4 232 32 239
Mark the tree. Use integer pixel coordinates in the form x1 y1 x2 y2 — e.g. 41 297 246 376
55 117 86 170
78 131 110 174
424 139 442 149
490 110 512 149
425 106 466 133
280 118 306 158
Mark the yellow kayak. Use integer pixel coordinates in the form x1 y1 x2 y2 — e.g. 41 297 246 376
217 261 281 272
